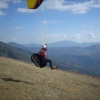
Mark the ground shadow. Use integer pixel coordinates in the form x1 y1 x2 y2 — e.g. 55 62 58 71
1 78 34 85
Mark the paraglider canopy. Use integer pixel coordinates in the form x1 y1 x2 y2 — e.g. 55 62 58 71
27 0 44 9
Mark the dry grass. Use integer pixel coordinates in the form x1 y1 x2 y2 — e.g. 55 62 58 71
0 57 100 100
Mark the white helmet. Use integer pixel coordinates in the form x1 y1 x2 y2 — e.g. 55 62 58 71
41 44 47 49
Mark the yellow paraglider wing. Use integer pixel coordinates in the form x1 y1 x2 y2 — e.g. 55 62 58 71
27 0 37 9
27 0 44 9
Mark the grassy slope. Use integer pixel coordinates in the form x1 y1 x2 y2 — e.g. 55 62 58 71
0 57 100 100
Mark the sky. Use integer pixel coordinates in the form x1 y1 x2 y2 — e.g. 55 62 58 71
0 0 100 44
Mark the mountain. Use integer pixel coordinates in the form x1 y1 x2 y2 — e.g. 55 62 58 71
47 40 100 47
8 42 40 53
48 40 80 47
80 42 100 47
0 41 31 62
86 44 100 50
8 41 100 48
23 43 41 47
0 57 100 100
8 42 28 50
47 45 100 60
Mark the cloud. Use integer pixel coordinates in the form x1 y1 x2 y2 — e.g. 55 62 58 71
12 38 17 42
43 20 48 24
74 34 81 39
17 8 36 13
42 20 62 24
0 0 21 16
0 0 8 16
0 0 21 9
49 20 63 23
12 0 21 3
41 0 100 14
69 34 81 40
0 10 6 16
90 26 93 28
0 1 8 9
9 26 22 30
87 32 96 38
48 33 67 39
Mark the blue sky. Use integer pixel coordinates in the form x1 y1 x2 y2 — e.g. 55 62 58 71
0 0 100 44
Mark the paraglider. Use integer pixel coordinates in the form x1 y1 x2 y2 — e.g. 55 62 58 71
31 44 54 69
27 0 57 69
27 0 44 9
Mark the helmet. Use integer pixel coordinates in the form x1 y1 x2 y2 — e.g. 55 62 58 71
41 44 47 50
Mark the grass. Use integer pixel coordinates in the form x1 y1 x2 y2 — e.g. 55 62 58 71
0 56 100 100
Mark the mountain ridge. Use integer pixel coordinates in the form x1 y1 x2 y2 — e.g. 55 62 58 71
0 41 31 62
18 40 100 47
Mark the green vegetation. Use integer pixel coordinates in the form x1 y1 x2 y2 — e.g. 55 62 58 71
0 41 31 62
0 57 100 100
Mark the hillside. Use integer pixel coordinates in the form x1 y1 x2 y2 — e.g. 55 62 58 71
0 41 31 62
0 57 100 100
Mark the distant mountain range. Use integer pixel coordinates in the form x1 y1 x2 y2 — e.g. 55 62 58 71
48 40 100 47
0 41 100 77
14 40 100 47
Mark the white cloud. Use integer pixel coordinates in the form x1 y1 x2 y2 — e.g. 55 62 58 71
12 38 17 42
0 1 8 9
69 34 81 40
42 20 62 24
17 8 36 13
0 0 21 16
0 0 21 9
0 10 6 16
90 26 94 28
43 20 48 24
12 0 21 3
87 32 96 38
41 0 100 14
49 20 62 23
0 0 8 16
9 26 22 30
74 34 81 39
48 33 67 39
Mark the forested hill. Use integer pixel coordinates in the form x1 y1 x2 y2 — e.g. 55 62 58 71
0 41 31 62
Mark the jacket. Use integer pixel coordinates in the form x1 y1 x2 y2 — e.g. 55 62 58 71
39 49 46 57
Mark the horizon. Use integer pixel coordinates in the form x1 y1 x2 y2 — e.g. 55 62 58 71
0 0 100 44
4 40 100 45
